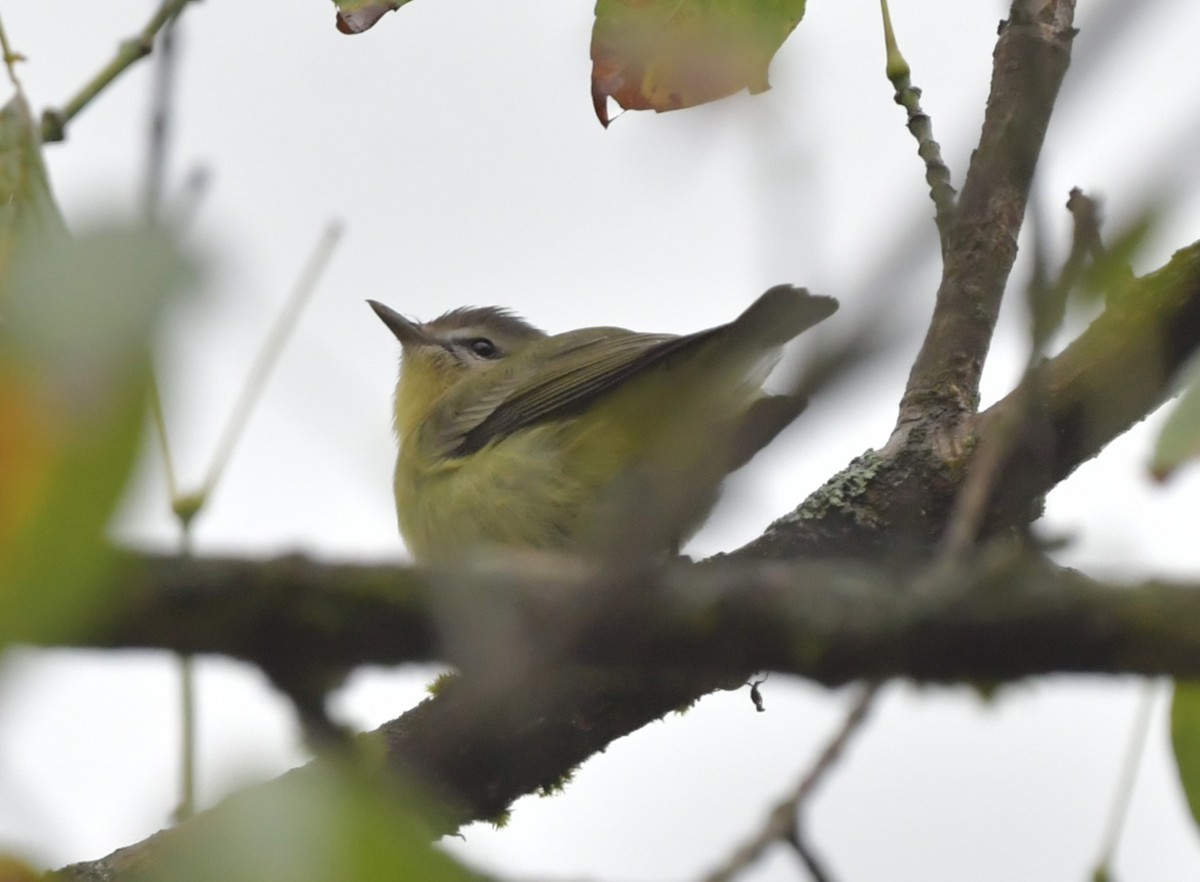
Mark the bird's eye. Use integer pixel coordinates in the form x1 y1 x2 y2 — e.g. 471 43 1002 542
468 337 498 359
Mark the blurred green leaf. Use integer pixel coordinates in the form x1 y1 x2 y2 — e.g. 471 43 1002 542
1170 682 1200 829
591 0 807 127
0 93 66 281
1078 215 1148 305
0 225 196 646
150 762 476 882
1150 355 1200 481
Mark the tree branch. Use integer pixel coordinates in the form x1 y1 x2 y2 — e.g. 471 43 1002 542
898 0 1077 426
981 240 1200 505
741 238 1200 560
49 543 1200 881
67 548 1200 690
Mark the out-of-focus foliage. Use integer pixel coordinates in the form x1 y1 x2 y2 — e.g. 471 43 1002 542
590 0 807 126
1170 683 1200 831
0 93 197 647
1152 354 1200 481
144 762 477 882
0 852 42 882
0 95 65 278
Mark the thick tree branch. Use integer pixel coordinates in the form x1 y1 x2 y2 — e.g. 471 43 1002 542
743 238 1200 560
898 0 1077 427
66 548 1200 689
50 543 1200 882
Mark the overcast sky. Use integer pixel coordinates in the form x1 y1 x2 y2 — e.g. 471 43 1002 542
3 0 1200 879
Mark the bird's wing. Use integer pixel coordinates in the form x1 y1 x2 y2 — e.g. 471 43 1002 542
437 285 837 458
436 328 684 457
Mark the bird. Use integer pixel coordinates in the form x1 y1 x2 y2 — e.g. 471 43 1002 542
369 285 837 564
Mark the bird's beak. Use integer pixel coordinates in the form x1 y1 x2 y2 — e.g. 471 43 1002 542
368 300 437 348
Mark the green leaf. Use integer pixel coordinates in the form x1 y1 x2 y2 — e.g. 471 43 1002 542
1150 354 1200 481
0 93 66 280
0 225 196 646
1170 682 1200 829
148 762 477 882
591 0 807 126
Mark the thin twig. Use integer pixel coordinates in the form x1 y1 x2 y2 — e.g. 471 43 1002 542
200 221 343 500
144 1 184 222
148 374 182 507
174 643 198 821
700 685 879 882
879 0 957 249
0 14 25 91
939 187 1104 559
1031 187 1104 344
1092 681 1159 878
790 824 836 882
39 0 199 144
129 2 201 824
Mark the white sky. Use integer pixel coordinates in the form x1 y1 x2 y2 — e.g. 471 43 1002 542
3 0 1200 879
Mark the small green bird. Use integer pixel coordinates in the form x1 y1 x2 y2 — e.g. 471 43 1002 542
370 285 836 563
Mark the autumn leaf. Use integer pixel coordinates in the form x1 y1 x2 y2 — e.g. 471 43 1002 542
591 0 807 127
332 0 413 34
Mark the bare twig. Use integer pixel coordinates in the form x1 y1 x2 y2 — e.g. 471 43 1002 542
790 825 836 882
1091 681 1161 879
144 1 184 223
200 222 342 501
39 0 200 143
879 0 957 249
1028 187 1105 344
939 189 1107 558
129 1 201 823
978 239 1200 510
701 685 878 882
0 14 25 91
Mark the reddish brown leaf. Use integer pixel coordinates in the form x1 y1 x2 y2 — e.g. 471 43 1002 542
334 0 408 35
591 0 807 127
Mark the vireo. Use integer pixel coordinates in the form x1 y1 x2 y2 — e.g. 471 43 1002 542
370 285 836 563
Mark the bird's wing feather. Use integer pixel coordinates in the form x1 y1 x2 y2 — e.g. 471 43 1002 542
436 285 837 458
439 329 689 457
